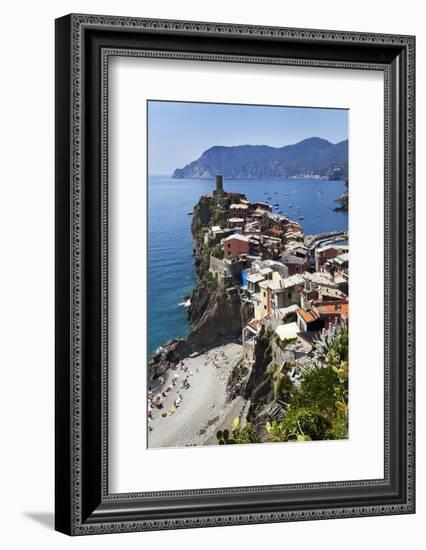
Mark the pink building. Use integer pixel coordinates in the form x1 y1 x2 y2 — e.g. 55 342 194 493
223 234 250 259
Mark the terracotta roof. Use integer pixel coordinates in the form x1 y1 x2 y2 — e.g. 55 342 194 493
248 319 260 331
297 308 316 323
315 301 349 316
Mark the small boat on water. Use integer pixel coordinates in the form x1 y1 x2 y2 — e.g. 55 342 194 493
274 203 279 206
288 204 293 207
299 216 305 220
187 211 193 215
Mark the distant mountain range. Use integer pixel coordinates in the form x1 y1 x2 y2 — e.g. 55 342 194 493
172 137 348 180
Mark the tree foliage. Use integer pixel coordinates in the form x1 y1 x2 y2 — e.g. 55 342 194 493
234 423 261 444
216 418 260 445
210 244 224 259
291 366 340 414
266 408 330 442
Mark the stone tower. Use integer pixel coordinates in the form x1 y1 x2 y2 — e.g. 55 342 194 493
214 174 224 196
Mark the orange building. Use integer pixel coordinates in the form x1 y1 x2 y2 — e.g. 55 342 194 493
297 300 348 331
313 300 349 329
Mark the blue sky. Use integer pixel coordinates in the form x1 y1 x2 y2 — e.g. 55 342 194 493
148 101 348 175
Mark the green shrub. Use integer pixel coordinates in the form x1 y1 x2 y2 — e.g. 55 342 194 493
206 271 218 288
282 407 331 441
234 423 260 444
275 335 297 351
330 412 349 440
216 418 260 445
265 327 349 443
291 366 340 414
210 244 224 259
283 312 297 324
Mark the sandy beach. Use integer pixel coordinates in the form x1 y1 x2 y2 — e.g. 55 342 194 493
147 342 247 448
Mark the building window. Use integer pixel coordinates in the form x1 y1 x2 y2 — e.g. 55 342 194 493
263 292 266 298
288 292 292 299
264 305 267 310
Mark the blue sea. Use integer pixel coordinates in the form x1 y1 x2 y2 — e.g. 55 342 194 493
148 176 348 356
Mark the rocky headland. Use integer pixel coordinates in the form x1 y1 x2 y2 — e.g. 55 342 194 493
148 190 253 380
334 178 349 212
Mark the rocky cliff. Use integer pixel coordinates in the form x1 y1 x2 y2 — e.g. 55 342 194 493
238 326 296 439
243 327 274 419
149 189 252 379
187 190 252 344
334 179 349 212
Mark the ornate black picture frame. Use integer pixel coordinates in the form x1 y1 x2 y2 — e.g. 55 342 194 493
55 14 415 535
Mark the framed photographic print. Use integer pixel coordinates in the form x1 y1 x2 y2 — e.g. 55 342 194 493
55 14 415 535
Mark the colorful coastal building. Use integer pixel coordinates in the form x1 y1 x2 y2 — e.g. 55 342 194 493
228 217 245 229
223 234 251 259
280 254 309 275
229 203 249 219
296 299 349 332
248 201 272 213
315 244 348 272
296 307 324 332
254 272 304 321
313 300 349 329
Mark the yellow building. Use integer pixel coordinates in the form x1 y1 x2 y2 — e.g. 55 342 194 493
253 269 279 320
253 272 304 321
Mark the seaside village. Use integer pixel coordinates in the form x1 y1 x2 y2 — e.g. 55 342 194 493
206 175 348 376
148 175 348 443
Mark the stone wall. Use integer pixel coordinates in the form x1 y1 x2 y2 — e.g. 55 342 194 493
209 256 243 283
